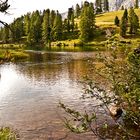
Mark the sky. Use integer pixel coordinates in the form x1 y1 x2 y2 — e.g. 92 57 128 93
0 0 94 23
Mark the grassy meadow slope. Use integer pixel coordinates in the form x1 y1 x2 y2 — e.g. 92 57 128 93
96 9 140 26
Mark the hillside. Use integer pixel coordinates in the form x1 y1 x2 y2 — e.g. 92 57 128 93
96 9 140 26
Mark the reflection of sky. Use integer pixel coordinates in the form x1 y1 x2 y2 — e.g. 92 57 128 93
0 52 101 139
0 61 84 106
0 52 95 104
0 65 20 100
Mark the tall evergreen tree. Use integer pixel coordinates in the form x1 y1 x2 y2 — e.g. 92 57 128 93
123 9 128 21
135 0 139 9
53 11 62 41
120 9 128 37
75 3 81 18
67 7 75 32
114 16 120 26
129 7 139 34
104 0 109 12
10 17 24 42
50 10 56 28
71 12 75 32
3 27 9 43
63 19 68 32
79 2 95 42
95 0 102 13
34 11 42 43
27 10 42 44
42 9 51 46
24 13 31 36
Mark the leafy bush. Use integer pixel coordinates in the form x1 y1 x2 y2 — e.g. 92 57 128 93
60 46 140 139
0 127 17 140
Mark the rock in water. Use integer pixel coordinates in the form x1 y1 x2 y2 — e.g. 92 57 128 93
109 106 123 120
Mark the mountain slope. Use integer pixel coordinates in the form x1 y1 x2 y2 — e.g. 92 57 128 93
96 8 140 26
109 0 137 11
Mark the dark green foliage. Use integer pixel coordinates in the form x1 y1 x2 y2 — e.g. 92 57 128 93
63 19 68 32
68 7 73 20
135 0 139 9
50 10 56 28
121 6 124 10
95 0 102 13
42 9 51 45
27 10 42 45
3 27 9 43
120 8 139 36
104 0 109 12
114 16 120 26
120 18 127 37
24 13 31 36
120 9 128 37
10 17 24 42
67 7 75 32
60 47 140 139
75 3 81 18
95 0 109 13
79 2 95 42
53 11 63 41
129 7 139 34
123 9 128 21
71 12 74 32
0 1 96 48
0 127 17 140
96 7 102 14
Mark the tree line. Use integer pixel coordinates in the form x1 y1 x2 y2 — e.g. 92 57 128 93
0 0 139 48
114 7 139 37
0 1 95 47
0 1 110 47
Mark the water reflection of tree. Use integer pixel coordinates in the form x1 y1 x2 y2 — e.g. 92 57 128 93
18 59 92 85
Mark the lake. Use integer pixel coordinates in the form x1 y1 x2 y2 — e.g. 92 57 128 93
0 51 99 140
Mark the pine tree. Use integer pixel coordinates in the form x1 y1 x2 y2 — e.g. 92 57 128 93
50 10 56 28
114 16 120 26
123 9 128 21
67 7 75 32
120 9 128 37
71 12 74 32
68 7 73 21
95 0 102 13
75 3 81 18
121 6 124 10
53 11 62 41
24 13 31 36
104 0 109 12
3 27 9 43
27 10 42 45
79 2 95 42
42 9 51 46
34 11 42 43
10 17 24 42
135 0 139 9
129 7 139 34
63 19 68 32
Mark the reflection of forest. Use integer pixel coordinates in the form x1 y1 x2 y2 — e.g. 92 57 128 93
18 59 91 85
15 52 96 87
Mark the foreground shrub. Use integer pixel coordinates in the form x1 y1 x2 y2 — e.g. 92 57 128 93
60 46 140 139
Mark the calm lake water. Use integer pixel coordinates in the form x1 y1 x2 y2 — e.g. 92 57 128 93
0 51 99 140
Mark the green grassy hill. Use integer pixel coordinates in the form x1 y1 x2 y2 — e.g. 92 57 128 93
96 9 140 26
